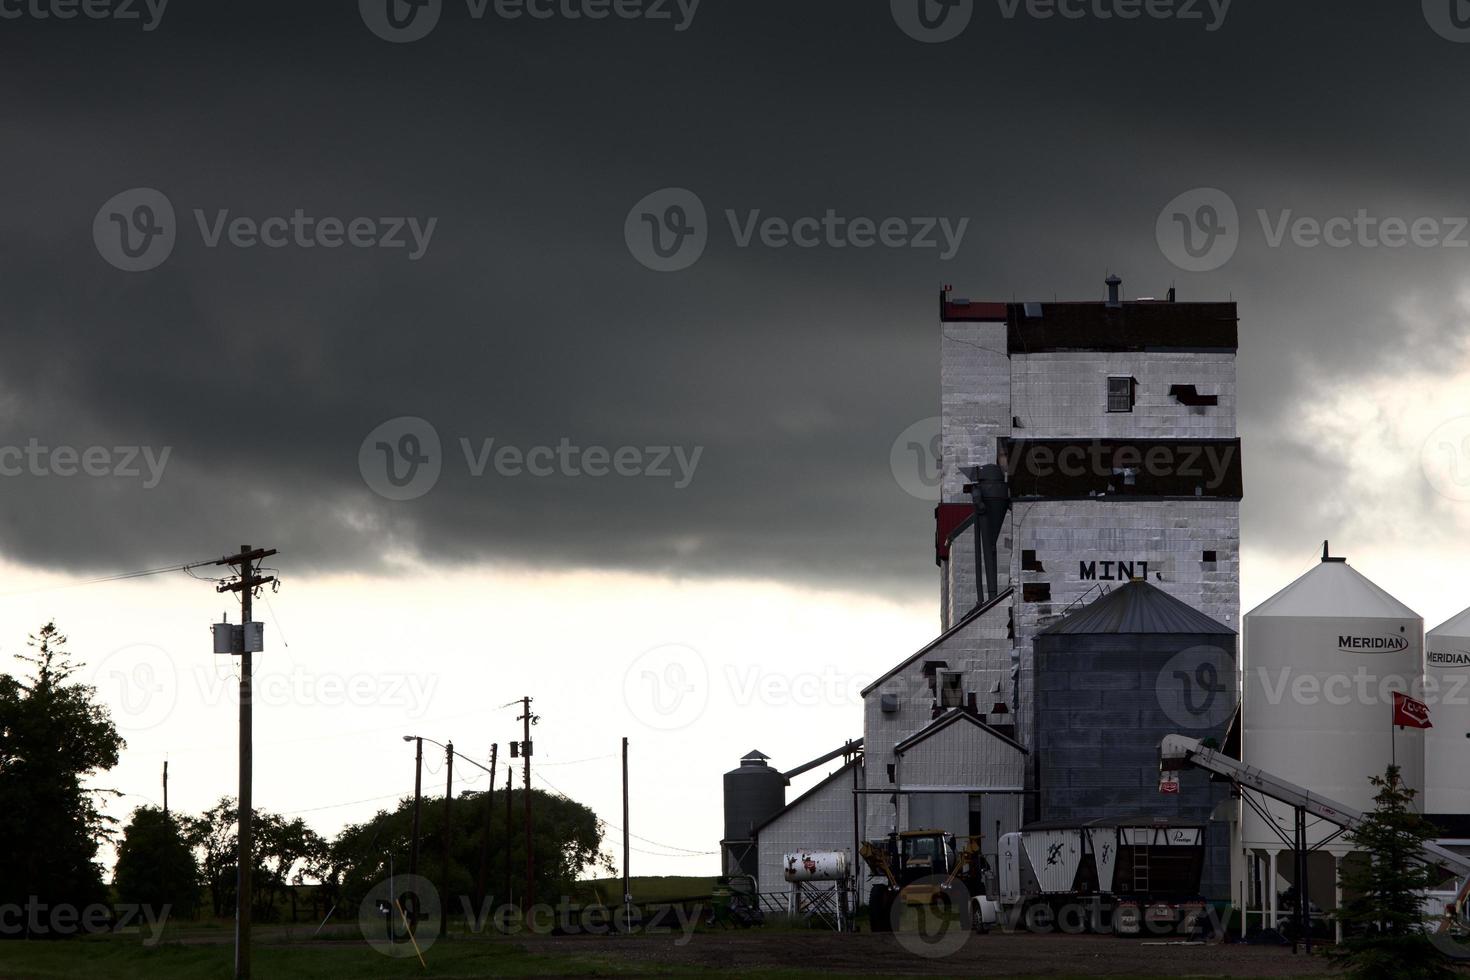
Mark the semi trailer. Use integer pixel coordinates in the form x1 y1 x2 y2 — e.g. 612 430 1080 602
996 817 1211 936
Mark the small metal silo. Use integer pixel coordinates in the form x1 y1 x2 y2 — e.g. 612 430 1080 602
721 750 787 881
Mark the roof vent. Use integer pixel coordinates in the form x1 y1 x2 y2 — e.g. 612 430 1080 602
1105 274 1122 309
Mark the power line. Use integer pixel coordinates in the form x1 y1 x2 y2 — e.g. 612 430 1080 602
532 772 714 857
537 752 617 767
281 792 409 816
0 557 221 599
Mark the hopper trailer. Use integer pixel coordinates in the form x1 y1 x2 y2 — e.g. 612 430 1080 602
996 817 1210 936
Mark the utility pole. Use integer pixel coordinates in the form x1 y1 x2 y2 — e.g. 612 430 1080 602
622 737 630 924
503 768 513 909
477 744 498 911
441 740 454 939
408 736 423 933
214 544 276 980
162 760 169 820
517 697 536 912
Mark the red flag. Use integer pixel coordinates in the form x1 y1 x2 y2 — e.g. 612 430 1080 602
1393 691 1432 729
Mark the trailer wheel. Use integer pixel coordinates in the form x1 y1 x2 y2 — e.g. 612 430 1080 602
868 885 892 933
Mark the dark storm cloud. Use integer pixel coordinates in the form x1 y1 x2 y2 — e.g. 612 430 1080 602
1 1 1467 591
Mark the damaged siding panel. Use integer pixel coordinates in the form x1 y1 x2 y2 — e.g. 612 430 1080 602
1010 351 1236 441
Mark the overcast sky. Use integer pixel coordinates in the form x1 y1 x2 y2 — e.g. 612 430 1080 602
5 0 1470 881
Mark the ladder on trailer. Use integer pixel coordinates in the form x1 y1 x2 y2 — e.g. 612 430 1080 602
1132 844 1150 895
1159 734 1470 937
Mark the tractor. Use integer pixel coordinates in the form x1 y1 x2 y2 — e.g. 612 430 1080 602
860 829 994 933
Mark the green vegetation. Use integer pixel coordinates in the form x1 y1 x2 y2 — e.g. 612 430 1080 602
1332 764 1457 980
331 785 610 913
0 622 125 926
113 806 201 919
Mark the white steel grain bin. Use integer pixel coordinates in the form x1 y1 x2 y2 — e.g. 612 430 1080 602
1426 606 1470 815
1241 550 1424 850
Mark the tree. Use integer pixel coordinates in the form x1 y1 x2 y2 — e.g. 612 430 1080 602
331 786 612 921
182 797 238 918
182 797 330 921
113 806 200 918
1332 764 1456 980
253 812 328 921
0 622 124 931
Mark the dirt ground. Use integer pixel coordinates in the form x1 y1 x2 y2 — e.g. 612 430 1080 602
517 930 1337 977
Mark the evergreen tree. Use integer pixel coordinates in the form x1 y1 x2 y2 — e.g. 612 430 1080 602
1332 764 1455 980
0 622 124 932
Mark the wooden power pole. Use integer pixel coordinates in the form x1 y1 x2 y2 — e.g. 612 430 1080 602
407 736 423 935
441 740 454 938
214 544 276 980
518 697 535 912
477 744 498 911
503 768 513 908
622 737 630 923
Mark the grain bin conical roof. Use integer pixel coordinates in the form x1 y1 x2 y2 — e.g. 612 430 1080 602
1429 605 1470 640
1246 556 1418 620
1039 579 1234 635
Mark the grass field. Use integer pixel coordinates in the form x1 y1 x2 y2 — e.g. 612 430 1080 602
0 929 1341 980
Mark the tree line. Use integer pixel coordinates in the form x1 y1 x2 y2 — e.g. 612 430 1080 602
0 621 609 935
